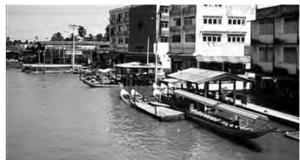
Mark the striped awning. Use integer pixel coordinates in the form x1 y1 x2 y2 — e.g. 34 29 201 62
196 56 250 64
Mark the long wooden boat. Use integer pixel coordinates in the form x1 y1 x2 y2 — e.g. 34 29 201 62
284 131 299 141
131 89 145 102
120 89 133 104
84 79 121 88
166 89 278 140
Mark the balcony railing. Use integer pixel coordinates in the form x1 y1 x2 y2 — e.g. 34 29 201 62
170 26 181 33
183 25 196 32
182 5 196 15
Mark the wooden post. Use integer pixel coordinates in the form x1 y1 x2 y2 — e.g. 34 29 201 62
155 106 157 116
196 82 199 95
218 81 222 100
233 80 236 106
204 82 208 112
222 62 224 71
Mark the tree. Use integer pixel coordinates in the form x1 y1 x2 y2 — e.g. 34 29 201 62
104 25 110 41
25 40 29 44
88 34 94 41
77 26 87 40
65 33 79 41
95 33 103 41
51 32 64 41
6 37 11 46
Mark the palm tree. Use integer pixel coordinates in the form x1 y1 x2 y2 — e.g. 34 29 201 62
95 33 103 41
77 26 87 41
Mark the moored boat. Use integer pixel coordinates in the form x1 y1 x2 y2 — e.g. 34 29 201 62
164 89 278 140
120 89 133 104
284 131 299 141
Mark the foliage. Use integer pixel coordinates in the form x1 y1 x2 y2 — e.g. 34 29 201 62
77 26 87 40
51 32 64 41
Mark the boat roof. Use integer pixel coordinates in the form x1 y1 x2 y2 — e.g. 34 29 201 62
114 62 163 69
160 78 180 84
168 68 252 84
98 68 115 73
174 89 269 122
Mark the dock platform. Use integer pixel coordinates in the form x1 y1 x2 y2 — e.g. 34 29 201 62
132 102 185 122
284 131 299 141
227 97 299 126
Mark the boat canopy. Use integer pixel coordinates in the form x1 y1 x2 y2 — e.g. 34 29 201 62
114 62 163 69
168 68 253 83
174 89 269 122
98 68 115 73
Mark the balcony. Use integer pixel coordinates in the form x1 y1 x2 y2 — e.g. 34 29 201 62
123 30 130 36
183 25 196 32
170 26 181 33
116 31 123 36
182 5 196 15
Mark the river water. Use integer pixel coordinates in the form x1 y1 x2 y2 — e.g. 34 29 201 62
6 69 299 160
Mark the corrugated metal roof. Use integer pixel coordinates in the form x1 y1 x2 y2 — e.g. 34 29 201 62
114 62 163 69
168 68 252 83
196 56 250 63
174 89 269 121
38 41 109 46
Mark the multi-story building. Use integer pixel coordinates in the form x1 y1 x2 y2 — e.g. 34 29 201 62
109 6 131 53
168 5 256 73
251 5 299 75
108 5 171 69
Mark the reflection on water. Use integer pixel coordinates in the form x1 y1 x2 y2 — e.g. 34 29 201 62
6 69 299 160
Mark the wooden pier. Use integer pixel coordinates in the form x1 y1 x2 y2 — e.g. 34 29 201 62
132 102 185 122
226 97 299 127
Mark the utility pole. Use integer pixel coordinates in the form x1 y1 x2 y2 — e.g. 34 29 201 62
155 11 161 84
68 24 80 69
147 36 150 64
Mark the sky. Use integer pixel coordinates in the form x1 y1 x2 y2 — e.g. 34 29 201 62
6 4 277 42
6 5 125 41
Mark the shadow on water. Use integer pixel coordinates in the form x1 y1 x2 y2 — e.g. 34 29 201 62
192 124 263 153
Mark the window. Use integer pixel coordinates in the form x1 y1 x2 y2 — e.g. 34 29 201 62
111 14 116 21
172 35 181 42
161 21 168 28
259 47 273 62
228 17 246 25
203 34 221 42
161 7 169 13
284 17 297 34
125 38 129 44
213 19 217 24
233 19 236 25
218 5 222 7
126 25 130 31
185 34 195 42
241 19 245 25
112 38 116 43
284 47 297 64
118 38 123 44
259 20 273 35
213 36 216 42
117 13 123 22
232 37 236 42
241 37 245 42
160 37 169 42
174 18 181 26
204 16 222 25
228 35 245 43
208 36 212 42
118 26 122 32
184 17 195 25
204 4 208 6
124 12 129 20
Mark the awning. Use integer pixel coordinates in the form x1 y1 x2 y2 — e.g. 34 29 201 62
174 89 269 122
196 56 250 64
102 53 120 60
168 68 253 84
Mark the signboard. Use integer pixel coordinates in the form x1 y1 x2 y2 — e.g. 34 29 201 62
65 51 83 55
245 63 251 69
